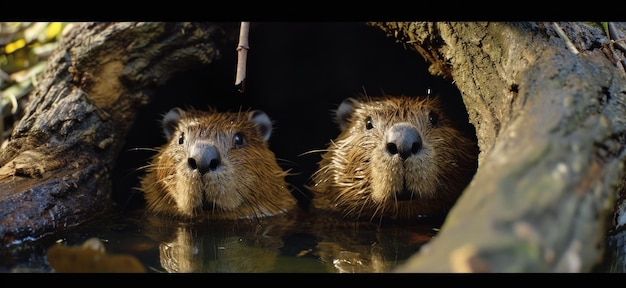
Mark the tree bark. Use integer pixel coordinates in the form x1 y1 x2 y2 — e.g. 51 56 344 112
0 22 239 247
367 22 626 272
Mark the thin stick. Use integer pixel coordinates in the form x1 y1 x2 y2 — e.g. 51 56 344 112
235 22 250 93
552 22 579 55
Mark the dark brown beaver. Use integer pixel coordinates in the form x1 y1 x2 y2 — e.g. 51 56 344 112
138 107 297 220
308 95 478 221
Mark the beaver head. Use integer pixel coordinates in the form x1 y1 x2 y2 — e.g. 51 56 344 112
139 107 297 220
309 95 478 222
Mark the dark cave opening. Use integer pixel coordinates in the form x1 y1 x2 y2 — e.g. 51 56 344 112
111 22 474 212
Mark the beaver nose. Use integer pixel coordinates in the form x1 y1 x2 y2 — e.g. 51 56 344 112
188 143 221 175
385 123 422 160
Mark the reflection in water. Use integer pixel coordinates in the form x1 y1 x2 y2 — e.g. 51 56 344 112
1 209 441 273
303 213 440 273
159 228 279 272
145 215 294 273
143 211 439 273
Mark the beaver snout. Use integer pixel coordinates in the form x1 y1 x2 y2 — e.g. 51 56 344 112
385 123 422 160
188 142 221 175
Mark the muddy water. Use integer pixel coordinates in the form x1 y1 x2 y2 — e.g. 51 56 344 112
1 207 441 273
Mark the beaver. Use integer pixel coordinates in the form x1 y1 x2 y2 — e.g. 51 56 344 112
308 94 478 222
138 107 297 220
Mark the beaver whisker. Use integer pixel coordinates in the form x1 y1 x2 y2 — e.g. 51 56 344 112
139 163 176 172
369 199 388 223
276 158 298 168
132 163 157 173
201 197 213 211
127 147 161 153
298 149 329 157
242 188 277 219
289 184 310 203
205 200 219 217
152 174 174 188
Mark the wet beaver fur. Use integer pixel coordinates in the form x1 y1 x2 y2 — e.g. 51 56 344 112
138 107 297 220
308 94 478 222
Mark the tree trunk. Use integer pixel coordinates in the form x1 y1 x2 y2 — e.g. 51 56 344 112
0 22 239 246
367 22 626 272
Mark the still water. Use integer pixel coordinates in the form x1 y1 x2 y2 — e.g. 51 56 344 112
1 207 441 273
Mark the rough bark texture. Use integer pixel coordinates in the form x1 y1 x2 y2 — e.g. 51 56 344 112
0 22 239 247
368 22 626 272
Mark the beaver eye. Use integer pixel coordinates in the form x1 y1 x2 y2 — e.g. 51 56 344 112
233 132 246 148
178 133 185 145
428 111 440 127
365 116 374 130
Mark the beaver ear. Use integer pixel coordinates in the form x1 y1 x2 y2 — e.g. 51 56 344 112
249 110 273 141
162 107 184 140
335 97 359 131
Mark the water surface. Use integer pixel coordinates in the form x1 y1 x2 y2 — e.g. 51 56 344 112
2 208 441 273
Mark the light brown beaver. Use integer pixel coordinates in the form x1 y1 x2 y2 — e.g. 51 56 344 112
138 107 297 220
308 95 478 222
